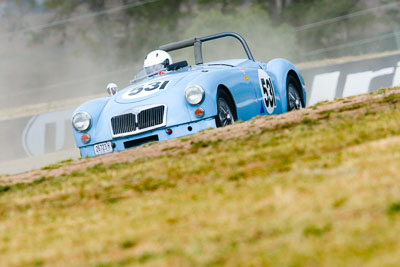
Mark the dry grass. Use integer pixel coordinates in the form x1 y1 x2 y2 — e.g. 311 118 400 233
2 88 400 266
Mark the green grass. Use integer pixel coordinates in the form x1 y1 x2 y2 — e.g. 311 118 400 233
3 90 400 266
387 202 400 215
41 159 73 170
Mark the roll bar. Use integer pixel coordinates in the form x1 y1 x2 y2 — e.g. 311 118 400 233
159 32 255 65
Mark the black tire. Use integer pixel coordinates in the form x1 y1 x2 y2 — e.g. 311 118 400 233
287 75 303 111
216 90 236 127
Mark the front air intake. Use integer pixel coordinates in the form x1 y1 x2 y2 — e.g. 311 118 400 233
137 105 165 130
110 105 166 138
111 113 136 135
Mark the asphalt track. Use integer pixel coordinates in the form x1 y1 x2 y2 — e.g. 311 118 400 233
0 149 80 175
0 95 93 175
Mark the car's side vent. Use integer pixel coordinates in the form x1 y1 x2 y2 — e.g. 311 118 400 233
111 105 166 138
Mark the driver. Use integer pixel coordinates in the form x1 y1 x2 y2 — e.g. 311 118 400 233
144 50 172 76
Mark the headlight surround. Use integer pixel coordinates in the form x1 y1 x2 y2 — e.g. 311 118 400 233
72 111 92 132
185 85 205 105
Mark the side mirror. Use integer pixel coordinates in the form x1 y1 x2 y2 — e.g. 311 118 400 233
106 83 118 96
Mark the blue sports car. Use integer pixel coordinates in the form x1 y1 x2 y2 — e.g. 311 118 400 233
72 32 306 157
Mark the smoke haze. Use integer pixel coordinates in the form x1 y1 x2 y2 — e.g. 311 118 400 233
0 3 300 111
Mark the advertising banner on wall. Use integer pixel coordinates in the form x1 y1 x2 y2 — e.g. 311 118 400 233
0 109 75 163
301 51 400 106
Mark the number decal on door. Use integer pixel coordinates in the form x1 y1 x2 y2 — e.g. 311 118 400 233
258 70 276 114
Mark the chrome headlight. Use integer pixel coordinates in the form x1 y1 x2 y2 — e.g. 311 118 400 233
185 85 205 105
72 111 92 132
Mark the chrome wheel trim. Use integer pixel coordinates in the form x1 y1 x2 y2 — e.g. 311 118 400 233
288 84 303 111
218 98 235 126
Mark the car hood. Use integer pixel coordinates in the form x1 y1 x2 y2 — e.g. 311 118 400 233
114 71 188 104
114 60 246 104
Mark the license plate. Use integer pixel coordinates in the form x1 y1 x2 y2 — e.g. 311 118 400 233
94 142 113 156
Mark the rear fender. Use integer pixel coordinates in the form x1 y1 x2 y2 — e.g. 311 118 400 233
266 59 306 111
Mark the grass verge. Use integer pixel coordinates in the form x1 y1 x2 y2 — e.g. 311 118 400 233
2 89 400 266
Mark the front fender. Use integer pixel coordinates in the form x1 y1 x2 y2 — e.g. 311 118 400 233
183 66 259 122
72 97 110 147
183 75 220 122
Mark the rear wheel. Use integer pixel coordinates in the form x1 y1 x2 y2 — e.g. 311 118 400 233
216 90 235 127
287 75 303 111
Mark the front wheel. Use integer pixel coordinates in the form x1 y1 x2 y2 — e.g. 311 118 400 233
216 91 235 127
287 75 303 111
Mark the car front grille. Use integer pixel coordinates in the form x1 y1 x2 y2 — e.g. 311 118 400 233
111 105 166 137
111 113 136 135
137 105 165 130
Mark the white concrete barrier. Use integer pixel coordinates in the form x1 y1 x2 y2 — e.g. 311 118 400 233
300 50 400 105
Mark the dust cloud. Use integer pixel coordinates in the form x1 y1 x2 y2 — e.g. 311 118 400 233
0 4 299 110
176 8 298 64
0 8 134 109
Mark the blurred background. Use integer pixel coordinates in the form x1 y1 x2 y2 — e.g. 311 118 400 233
1 0 400 173
2 0 400 107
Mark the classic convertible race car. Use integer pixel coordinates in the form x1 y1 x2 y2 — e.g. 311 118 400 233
72 32 306 157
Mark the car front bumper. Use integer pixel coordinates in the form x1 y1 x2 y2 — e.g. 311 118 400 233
79 117 216 157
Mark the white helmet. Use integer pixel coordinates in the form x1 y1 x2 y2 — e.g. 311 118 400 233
144 50 172 76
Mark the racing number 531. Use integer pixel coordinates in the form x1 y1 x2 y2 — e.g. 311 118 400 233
128 80 170 96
